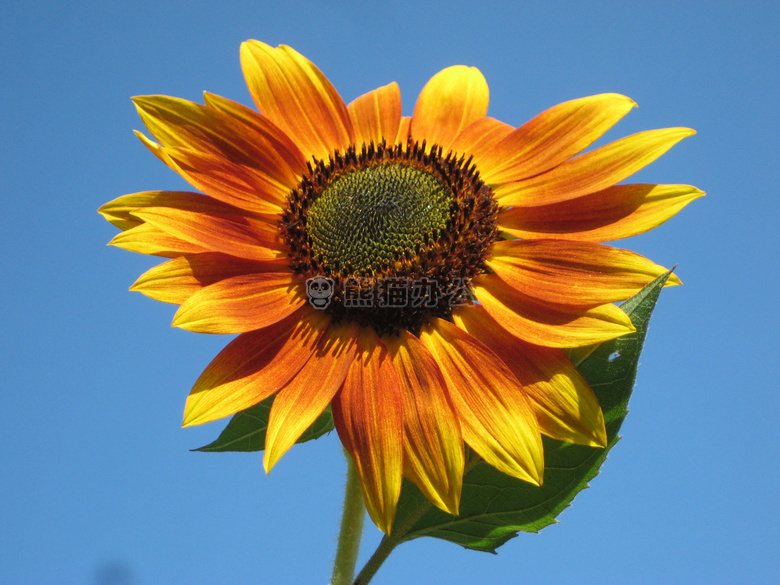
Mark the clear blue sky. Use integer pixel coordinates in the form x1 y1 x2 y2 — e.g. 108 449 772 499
2 1 778 584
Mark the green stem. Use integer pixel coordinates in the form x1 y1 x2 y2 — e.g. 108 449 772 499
352 535 395 585
331 451 366 585
352 448 483 585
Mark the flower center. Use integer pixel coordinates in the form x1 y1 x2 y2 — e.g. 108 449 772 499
307 163 451 273
281 140 498 335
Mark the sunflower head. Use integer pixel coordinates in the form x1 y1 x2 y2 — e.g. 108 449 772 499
282 139 498 335
99 40 702 535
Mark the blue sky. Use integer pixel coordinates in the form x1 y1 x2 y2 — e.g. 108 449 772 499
2 1 778 584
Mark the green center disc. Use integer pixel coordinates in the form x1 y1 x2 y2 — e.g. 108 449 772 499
307 163 452 272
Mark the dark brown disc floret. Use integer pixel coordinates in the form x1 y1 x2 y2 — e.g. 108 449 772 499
281 139 498 336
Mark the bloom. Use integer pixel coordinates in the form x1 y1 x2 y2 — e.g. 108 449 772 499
100 41 702 534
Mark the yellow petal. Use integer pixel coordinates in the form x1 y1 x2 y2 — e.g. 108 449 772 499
108 223 209 257
132 207 284 262
240 41 354 160
99 190 202 231
385 331 464 516
473 274 636 348
499 183 705 242
172 272 306 334
487 239 680 307
264 321 357 472
476 94 636 184
130 254 288 305
133 95 302 199
183 311 328 426
411 65 489 151
453 304 607 447
419 318 544 486
495 128 696 206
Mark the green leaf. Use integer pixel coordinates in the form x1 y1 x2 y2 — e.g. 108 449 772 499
390 271 673 552
194 395 335 452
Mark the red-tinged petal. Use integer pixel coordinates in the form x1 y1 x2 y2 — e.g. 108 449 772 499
396 116 412 145
130 253 289 305
411 66 489 151
418 318 543 485
499 183 705 242
476 94 636 184
183 310 328 426
240 41 354 161
164 146 287 214
102 189 265 220
172 272 306 334
99 191 205 231
203 91 308 178
132 207 284 262
332 327 403 535
263 321 358 472
487 239 680 307
133 95 303 193
108 223 210 257
453 305 607 447
495 128 697 206
134 130 179 171
473 274 635 347
384 331 464 516
347 82 402 147
449 116 513 160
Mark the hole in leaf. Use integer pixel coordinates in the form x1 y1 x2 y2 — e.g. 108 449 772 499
608 351 621 362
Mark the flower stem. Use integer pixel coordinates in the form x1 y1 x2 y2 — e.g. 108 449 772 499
352 535 395 585
331 451 366 585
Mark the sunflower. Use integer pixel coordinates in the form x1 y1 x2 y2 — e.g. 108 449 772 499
100 41 702 534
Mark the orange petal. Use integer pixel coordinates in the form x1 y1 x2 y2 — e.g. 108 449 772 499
384 331 464 516
163 146 287 214
172 272 306 334
419 318 544 485
495 128 696 206
395 116 412 145
183 310 328 426
132 207 284 262
134 129 178 171
476 94 636 184
347 82 402 147
133 95 302 198
449 116 514 159
411 66 489 151
108 223 210 257
499 183 705 242
240 41 354 161
487 239 680 307
99 191 205 231
453 304 606 447
473 274 635 347
332 327 404 534
264 321 358 472
203 91 307 178
130 253 289 305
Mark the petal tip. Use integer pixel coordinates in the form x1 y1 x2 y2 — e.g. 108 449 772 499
667 273 683 286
